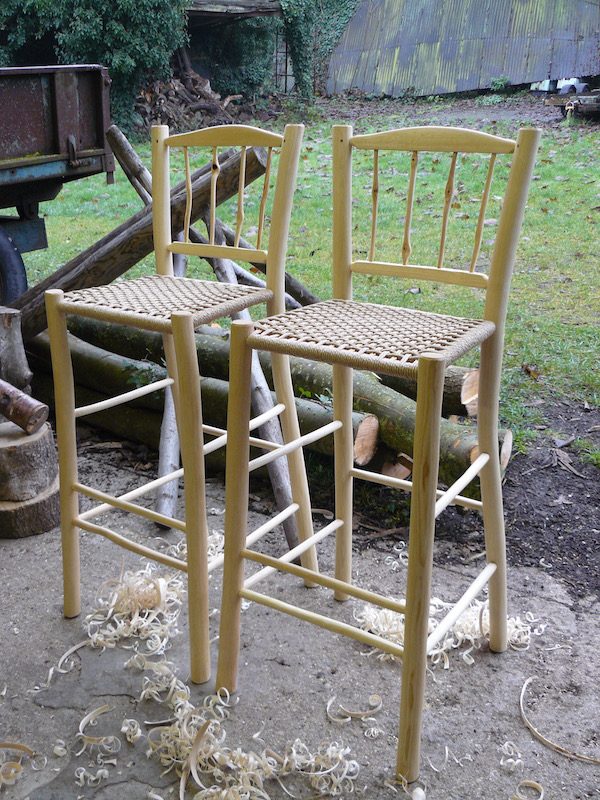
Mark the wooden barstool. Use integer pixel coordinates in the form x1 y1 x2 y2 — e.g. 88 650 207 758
216 124 540 779
45 123 313 684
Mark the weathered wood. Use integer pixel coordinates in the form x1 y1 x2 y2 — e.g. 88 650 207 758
0 421 57 502
0 474 60 538
0 306 32 390
0 378 48 434
13 145 268 341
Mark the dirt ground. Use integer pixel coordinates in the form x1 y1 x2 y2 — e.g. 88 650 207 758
1 93 599 799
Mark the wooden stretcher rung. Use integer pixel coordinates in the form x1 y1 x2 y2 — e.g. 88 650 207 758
75 517 188 572
208 503 300 573
78 467 184 521
249 421 342 472
426 562 496 653
242 548 407 613
351 467 483 511
203 432 228 455
74 377 174 418
243 519 342 589
239 587 405 658
74 482 186 531
249 403 285 429
435 454 489 517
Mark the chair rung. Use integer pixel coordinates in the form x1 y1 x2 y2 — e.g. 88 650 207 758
249 403 285 431
426 562 496 653
240 587 405 659
75 517 188 572
74 482 186 531
74 377 174 418
434 454 489 518
243 519 342 589
351 466 483 512
242 549 407 614
78 468 183 522
249 421 342 472
208 503 299 573
204 432 228 455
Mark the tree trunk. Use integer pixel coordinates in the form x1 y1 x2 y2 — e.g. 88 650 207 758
14 146 268 341
0 379 48 434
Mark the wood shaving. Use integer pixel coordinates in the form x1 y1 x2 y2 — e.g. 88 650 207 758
519 677 600 765
500 740 524 772
0 742 38 789
512 779 544 799
355 598 544 667
74 704 121 759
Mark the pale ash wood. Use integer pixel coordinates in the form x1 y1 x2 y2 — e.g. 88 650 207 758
470 153 496 272
402 151 418 265
438 152 457 268
166 125 283 150
351 260 489 288
333 363 353 599
168 242 267 263
256 148 272 250
235 146 247 247
369 149 379 261
351 126 516 154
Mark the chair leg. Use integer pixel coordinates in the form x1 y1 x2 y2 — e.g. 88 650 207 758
45 290 81 619
333 363 353 598
216 320 254 693
171 312 211 684
397 354 446 783
271 351 318 575
477 338 508 653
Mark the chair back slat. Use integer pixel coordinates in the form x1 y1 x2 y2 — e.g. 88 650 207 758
209 146 220 245
165 124 283 149
402 151 418 265
368 149 379 262
256 147 273 250
437 152 457 268
234 146 247 247
469 153 496 272
183 147 193 244
332 124 540 329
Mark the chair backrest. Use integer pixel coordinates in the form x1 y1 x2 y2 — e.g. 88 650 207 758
151 123 304 314
332 125 540 334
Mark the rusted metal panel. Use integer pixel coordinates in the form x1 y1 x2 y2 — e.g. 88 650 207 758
327 0 600 97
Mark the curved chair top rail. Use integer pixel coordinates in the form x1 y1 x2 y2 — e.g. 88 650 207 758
349 126 517 155
164 124 285 149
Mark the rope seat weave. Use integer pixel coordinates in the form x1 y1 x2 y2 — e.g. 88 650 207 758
61 276 272 331
250 299 495 377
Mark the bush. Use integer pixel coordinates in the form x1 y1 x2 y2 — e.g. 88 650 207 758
0 0 188 127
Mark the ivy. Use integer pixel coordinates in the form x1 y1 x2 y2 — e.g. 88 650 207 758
280 0 318 99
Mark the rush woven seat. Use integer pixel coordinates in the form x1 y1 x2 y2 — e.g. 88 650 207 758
45 122 305 685
251 299 495 376
61 275 272 332
217 124 540 784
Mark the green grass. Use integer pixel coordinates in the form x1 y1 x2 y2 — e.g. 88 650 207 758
24 96 599 441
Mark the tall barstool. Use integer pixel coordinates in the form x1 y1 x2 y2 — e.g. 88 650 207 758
217 124 540 779
45 123 313 684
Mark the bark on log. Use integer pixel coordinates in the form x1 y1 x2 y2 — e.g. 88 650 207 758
29 340 374 461
31 323 510 495
0 475 60 538
0 378 48 434
380 367 479 418
0 421 58 501
14 146 268 341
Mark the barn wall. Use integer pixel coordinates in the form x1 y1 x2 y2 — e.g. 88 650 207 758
326 0 600 96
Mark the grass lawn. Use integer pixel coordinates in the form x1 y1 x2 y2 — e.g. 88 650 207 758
24 95 599 453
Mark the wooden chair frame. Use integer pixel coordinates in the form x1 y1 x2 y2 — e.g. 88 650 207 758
216 124 540 781
45 123 312 685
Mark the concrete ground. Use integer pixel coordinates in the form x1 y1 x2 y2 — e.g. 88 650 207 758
1 442 599 799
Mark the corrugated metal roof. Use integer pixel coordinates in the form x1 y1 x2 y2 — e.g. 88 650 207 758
327 0 600 96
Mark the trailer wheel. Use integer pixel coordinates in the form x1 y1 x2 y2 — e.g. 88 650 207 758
0 229 28 305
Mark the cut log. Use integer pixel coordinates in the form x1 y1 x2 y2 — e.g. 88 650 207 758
14 145 268 341
380 367 479 418
0 421 58 502
0 378 49 434
0 306 32 390
0 475 60 538
30 346 375 462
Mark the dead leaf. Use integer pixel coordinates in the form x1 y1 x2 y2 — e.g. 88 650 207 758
552 435 575 449
521 363 542 380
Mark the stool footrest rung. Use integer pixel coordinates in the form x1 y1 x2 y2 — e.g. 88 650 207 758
239 587 405 658
434 454 489 518
74 377 174 418
78 468 184 522
351 467 483 512
74 482 186 531
75 517 188 572
426 562 496 653
249 421 342 472
243 548 407 613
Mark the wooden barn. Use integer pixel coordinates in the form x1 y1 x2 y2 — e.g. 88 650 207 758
326 0 600 97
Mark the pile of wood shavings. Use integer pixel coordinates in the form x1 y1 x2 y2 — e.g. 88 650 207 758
355 599 545 667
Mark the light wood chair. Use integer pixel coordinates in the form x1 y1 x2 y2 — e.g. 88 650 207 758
45 122 310 685
216 124 540 781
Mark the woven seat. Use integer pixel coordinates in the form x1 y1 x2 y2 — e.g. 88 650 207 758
45 122 305 685
217 124 540 784
251 299 495 376
62 275 272 332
